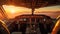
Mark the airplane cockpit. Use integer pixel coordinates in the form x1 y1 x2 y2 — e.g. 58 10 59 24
0 0 60 34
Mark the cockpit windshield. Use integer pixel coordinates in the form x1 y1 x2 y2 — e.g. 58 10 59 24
2 5 60 19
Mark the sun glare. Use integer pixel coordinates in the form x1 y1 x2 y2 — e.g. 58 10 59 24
2 5 31 19
3 5 31 14
8 7 16 14
3 5 20 14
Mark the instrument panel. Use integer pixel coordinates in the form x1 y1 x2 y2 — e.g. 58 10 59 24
8 14 54 34
15 14 53 24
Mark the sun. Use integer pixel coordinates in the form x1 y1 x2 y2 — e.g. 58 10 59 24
9 8 16 14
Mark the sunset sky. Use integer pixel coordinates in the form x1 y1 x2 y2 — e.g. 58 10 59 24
2 5 60 19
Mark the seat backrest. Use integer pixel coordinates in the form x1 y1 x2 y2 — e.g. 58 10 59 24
51 17 60 34
0 20 10 34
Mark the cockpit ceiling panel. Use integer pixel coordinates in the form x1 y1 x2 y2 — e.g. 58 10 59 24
0 0 60 8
